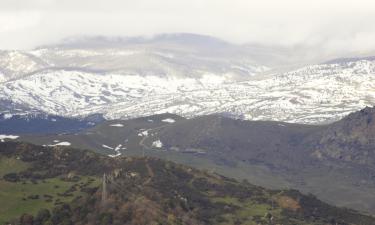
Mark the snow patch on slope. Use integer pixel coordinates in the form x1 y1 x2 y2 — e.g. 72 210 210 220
108 144 123 157
2 113 13 119
152 140 163 148
0 134 19 142
110 123 124 127
102 144 114 150
48 141 71 146
162 118 176 123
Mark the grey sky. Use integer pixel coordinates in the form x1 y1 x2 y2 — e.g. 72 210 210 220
1 0 375 56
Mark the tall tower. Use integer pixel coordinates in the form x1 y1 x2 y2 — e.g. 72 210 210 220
102 173 108 205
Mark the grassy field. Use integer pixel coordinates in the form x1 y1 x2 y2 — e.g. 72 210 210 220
0 157 100 224
0 157 30 177
211 195 276 225
211 195 320 225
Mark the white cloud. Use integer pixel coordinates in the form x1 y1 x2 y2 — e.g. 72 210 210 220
0 11 41 32
0 0 375 57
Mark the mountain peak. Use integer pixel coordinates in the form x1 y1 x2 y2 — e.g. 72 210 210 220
38 33 231 50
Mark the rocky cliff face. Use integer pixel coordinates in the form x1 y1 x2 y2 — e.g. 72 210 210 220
310 107 375 166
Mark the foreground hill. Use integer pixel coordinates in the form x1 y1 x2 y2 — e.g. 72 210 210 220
1 142 374 225
17 108 375 214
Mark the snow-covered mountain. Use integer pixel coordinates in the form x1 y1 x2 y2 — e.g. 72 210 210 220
0 50 48 81
0 34 269 82
0 34 374 124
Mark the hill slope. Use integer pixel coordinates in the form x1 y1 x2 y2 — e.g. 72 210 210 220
16 109 375 214
306 107 375 166
0 142 374 225
0 112 104 135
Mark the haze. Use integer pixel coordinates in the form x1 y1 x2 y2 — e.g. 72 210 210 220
1 0 375 58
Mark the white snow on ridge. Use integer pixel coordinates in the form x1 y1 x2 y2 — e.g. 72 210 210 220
0 51 46 82
138 130 149 137
152 140 163 148
102 144 114 150
162 118 176 123
49 141 71 146
0 72 5 83
110 123 124 127
0 134 19 142
108 153 121 158
108 144 123 157
2 113 13 119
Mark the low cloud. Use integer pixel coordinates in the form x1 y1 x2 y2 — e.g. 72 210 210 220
1 0 375 57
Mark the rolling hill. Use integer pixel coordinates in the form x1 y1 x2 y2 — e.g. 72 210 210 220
0 142 374 225
14 107 375 214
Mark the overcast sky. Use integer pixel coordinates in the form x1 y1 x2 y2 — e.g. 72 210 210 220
1 0 375 55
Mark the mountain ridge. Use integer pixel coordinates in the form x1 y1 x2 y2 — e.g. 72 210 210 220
1 34 375 124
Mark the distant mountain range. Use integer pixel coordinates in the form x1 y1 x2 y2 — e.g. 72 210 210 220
5 107 374 215
1 141 374 225
0 33 270 82
0 33 375 124
2 33 375 224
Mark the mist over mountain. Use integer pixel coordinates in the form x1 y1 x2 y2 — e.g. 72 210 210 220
1 33 375 125
2 0 375 224
0 34 271 81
